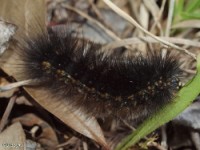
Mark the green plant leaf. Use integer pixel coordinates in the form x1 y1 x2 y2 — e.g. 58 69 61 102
115 55 200 150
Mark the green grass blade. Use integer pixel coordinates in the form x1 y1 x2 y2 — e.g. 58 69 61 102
173 0 184 22
185 0 200 12
181 12 200 20
115 55 200 150
174 0 184 14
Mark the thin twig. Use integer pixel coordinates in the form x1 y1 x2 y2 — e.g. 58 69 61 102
0 79 36 92
161 125 168 149
0 95 17 132
102 36 200 50
102 0 196 59
87 0 103 19
61 3 121 41
87 0 116 33
149 0 167 35
143 0 163 35
147 141 167 150
165 0 175 36
121 120 136 131
61 3 135 51
182 68 196 74
190 131 200 150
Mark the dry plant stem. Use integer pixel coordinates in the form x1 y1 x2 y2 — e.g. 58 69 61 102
87 0 115 33
121 120 135 131
165 0 175 36
0 79 35 92
190 131 200 150
87 0 103 19
61 3 121 41
102 0 196 59
182 68 196 74
56 142 69 149
121 120 150 141
87 0 116 34
56 137 81 148
161 125 168 149
128 0 141 23
147 141 167 150
102 36 200 50
62 3 134 51
0 95 17 132
83 141 88 150
149 0 167 35
143 0 163 35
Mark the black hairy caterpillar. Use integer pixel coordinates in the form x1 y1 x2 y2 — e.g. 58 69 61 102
8 25 182 121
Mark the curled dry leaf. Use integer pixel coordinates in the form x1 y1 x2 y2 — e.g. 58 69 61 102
0 0 108 148
0 78 17 98
0 0 46 37
26 88 108 149
0 20 16 55
0 0 26 40
12 113 59 149
0 122 26 150
15 96 32 106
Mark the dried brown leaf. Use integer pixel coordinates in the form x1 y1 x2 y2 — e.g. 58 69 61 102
0 20 16 55
0 122 26 150
0 0 46 37
15 96 32 106
25 88 108 149
12 113 59 149
24 0 46 36
0 0 25 39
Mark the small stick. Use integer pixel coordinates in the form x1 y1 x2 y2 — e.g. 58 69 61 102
0 95 17 132
87 0 116 33
149 0 167 34
102 0 196 59
0 79 36 92
61 3 121 41
147 141 167 150
102 36 200 50
165 0 175 37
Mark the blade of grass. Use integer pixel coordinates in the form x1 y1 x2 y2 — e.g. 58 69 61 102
174 0 200 22
174 0 184 15
173 0 184 23
185 0 200 12
181 12 200 20
115 55 200 150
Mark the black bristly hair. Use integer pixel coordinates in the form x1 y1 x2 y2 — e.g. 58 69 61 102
16 25 182 121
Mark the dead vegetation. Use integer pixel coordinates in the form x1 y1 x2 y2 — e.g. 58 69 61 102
0 0 200 150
